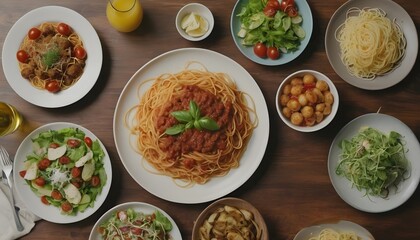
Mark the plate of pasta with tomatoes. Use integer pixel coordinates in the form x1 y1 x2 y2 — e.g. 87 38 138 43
2 6 102 108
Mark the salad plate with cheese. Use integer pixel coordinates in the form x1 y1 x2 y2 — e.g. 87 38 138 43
13 122 112 223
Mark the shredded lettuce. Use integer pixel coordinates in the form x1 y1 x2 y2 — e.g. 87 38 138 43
336 127 410 198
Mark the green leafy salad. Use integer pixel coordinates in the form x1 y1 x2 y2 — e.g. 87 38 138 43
236 0 305 59
19 127 107 215
98 208 173 240
336 127 410 198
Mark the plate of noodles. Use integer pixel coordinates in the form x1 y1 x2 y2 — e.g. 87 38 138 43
328 113 420 213
2 6 102 108
293 220 375 240
113 48 269 204
325 0 418 90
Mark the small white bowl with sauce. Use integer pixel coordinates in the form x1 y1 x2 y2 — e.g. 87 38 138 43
175 3 214 41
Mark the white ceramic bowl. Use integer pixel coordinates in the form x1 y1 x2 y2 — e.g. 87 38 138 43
175 3 214 41
276 69 339 132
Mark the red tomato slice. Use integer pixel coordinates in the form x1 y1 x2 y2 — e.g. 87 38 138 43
263 6 277 17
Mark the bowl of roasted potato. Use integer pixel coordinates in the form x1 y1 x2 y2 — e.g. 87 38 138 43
276 69 339 132
192 197 268 240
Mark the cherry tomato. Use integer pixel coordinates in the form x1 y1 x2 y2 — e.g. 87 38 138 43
254 42 267 58
267 46 280 60
267 0 281 10
57 23 71 36
59 156 71 165
16 50 29 63
61 201 73 212
49 143 60 148
280 0 288 11
67 139 81 148
28 27 41 40
90 175 100 187
73 46 87 60
51 189 63 200
38 158 51 170
286 6 298 17
34 177 46 187
45 80 61 93
84 137 93 148
71 177 83 188
41 196 50 205
19 170 26 178
263 6 277 17
71 167 82 178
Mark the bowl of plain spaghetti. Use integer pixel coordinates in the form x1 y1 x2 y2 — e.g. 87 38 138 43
293 220 375 240
325 0 418 90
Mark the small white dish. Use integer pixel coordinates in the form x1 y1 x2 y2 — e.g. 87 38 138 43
276 69 339 132
175 3 214 41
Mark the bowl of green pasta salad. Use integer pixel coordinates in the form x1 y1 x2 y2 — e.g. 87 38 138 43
89 202 182 240
13 122 112 223
328 113 420 213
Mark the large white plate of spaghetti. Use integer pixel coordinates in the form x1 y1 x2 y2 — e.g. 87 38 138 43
328 113 420 213
293 220 374 240
13 122 112 223
325 0 418 90
1 6 102 108
113 48 269 204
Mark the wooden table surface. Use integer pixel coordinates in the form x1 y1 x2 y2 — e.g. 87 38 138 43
1 0 420 239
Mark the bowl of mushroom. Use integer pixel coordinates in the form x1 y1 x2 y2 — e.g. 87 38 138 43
192 197 268 240
276 70 339 132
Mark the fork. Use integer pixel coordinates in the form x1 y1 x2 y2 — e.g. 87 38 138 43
0 145 24 232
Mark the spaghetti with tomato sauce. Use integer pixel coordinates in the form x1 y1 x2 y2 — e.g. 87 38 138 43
126 63 256 185
157 85 232 161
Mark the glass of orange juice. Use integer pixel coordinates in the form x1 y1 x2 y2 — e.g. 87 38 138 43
106 0 143 32
0 102 23 137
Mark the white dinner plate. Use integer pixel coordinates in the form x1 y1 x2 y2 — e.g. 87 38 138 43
113 48 270 204
325 0 418 90
13 122 112 223
89 202 182 240
293 220 374 240
230 0 313 66
328 113 420 213
2 6 103 108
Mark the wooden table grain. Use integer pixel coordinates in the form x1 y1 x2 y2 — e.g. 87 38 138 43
1 0 420 239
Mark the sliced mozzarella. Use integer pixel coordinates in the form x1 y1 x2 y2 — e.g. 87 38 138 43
47 145 67 160
75 151 93 167
24 162 38 180
64 183 82 204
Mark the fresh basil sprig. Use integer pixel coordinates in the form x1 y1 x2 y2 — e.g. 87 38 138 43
165 100 220 135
